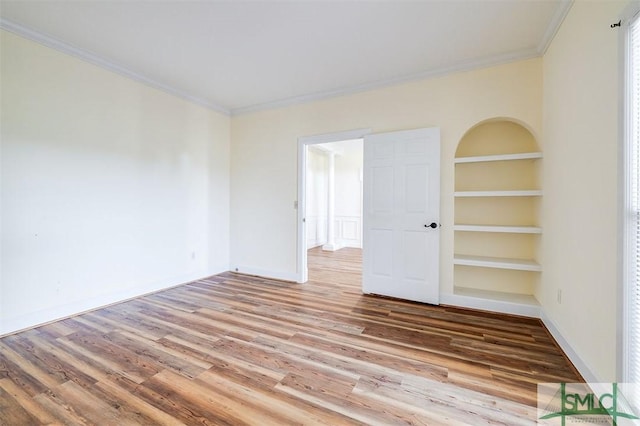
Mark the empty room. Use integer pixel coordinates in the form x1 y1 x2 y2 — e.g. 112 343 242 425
1 0 638 424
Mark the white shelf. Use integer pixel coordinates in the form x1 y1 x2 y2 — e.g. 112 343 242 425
453 287 539 306
454 190 542 197
453 225 542 234
454 152 542 164
453 254 541 272
441 287 540 317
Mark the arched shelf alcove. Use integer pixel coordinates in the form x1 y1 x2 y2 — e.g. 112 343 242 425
453 119 542 315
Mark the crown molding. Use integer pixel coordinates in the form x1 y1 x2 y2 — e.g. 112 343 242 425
0 18 231 116
537 0 574 55
2 6 566 119
231 47 540 116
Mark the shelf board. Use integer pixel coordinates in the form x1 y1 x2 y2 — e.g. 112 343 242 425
453 224 542 234
452 287 540 307
441 289 540 317
454 152 542 164
454 254 541 272
454 190 542 197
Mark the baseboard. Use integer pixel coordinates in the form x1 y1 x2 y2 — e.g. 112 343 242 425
229 265 298 283
339 241 362 249
306 241 327 250
307 242 361 251
322 242 342 251
0 267 227 337
540 309 600 383
442 292 599 382
440 292 541 318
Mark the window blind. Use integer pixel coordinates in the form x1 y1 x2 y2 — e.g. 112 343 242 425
627 13 640 390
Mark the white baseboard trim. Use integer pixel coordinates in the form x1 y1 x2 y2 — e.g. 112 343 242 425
322 242 342 251
0 267 227 337
309 242 361 251
539 309 600 383
306 242 325 250
440 293 541 318
442 292 599 382
230 265 298 283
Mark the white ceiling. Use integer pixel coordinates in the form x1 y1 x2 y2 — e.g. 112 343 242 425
0 1 570 115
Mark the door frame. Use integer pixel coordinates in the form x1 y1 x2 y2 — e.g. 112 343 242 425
297 128 371 283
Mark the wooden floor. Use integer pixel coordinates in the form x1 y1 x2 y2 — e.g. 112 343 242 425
0 247 582 425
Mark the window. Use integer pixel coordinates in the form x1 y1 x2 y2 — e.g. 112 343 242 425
625 10 640 391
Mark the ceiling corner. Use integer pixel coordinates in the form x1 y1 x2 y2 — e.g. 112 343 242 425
537 0 574 55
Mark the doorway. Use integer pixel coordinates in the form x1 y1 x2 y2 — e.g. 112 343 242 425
306 140 363 252
297 129 370 283
306 139 364 285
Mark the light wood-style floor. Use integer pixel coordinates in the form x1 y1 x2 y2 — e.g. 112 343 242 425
0 247 581 425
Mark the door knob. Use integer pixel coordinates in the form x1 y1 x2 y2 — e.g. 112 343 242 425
425 222 438 229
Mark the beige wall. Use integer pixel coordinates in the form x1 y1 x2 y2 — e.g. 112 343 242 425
230 58 543 284
541 0 628 382
1 31 231 334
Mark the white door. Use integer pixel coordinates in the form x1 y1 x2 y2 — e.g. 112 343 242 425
362 128 440 304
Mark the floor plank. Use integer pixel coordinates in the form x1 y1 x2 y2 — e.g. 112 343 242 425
0 247 582 425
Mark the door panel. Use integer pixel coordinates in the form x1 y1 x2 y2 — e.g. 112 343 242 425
405 164 428 213
403 231 427 280
372 166 394 212
371 230 393 277
362 128 440 304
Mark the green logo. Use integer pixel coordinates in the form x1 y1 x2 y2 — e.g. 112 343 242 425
538 383 640 425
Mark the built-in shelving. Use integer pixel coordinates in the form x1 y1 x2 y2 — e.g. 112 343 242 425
454 190 542 197
454 152 542 164
453 254 541 272
453 225 542 234
453 120 542 316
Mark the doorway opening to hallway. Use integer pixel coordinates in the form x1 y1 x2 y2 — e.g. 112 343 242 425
304 138 364 285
